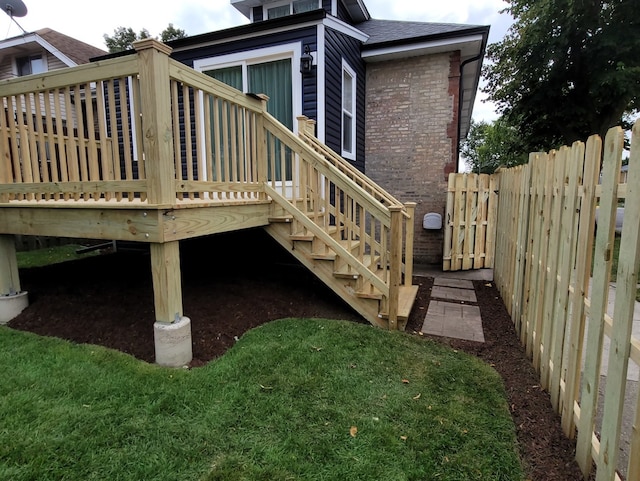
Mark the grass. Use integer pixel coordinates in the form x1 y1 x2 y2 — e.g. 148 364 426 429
16 244 100 269
0 319 524 481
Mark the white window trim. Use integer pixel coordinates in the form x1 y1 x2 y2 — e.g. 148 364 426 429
193 43 303 131
341 59 356 160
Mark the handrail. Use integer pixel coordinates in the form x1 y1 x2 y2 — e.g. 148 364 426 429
265 184 389 296
297 119 405 210
261 113 392 225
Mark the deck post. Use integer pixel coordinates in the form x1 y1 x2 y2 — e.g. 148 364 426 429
133 39 175 205
0 235 28 324
403 202 416 286
388 206 403 330
150 241 192 367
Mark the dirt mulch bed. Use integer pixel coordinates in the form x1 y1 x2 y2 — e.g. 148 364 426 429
8 229 583 480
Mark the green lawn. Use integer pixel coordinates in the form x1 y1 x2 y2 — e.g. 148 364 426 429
0 319 523 481
16 244 101 269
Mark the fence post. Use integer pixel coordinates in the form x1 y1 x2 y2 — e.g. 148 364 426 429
133 39 175 205
404 202 416 286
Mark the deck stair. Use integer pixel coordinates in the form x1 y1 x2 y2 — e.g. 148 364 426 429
262 117 419 329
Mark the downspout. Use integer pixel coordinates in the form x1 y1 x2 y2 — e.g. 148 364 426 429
455 33 489 172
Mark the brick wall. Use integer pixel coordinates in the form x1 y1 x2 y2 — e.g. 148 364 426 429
365 51 460 265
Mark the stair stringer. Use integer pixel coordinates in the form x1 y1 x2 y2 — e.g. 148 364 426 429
265 222 387 329
264 185 389 329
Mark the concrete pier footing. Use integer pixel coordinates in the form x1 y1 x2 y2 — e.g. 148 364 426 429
0 291 28 325
153 316 193 367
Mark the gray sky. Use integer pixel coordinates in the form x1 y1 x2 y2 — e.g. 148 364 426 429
1 0 513 122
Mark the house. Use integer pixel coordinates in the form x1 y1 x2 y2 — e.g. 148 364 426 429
0 28 106 79
0 0 488 367
163 0 489 265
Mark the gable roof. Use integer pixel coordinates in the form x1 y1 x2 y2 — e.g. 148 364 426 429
34 28 107 65
0 28 107 67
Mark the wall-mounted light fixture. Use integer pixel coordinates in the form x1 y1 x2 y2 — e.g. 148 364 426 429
300 45 313 75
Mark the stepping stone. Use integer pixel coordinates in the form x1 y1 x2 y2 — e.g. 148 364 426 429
433 278 474 289
421 300 485 342
431 285 477 303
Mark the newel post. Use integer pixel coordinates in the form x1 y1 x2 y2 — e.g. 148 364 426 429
403 202 416 286
388 205 404 330
133 39 175 205
297 115 316 138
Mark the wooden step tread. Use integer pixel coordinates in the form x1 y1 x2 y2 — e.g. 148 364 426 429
379 285 420 321
333 255 381 279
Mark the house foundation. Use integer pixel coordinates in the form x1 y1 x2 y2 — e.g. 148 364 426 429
154 317 193 367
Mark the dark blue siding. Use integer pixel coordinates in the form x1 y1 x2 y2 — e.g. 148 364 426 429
335 0 351 23
171 28 318 135
172 27 316 71
324 27 365 171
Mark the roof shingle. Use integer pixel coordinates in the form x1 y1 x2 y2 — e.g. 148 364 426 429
35 28 107 65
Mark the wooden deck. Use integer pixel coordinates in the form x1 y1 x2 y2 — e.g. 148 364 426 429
0 39 418 363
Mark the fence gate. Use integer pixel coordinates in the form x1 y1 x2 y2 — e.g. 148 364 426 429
443 173 499 271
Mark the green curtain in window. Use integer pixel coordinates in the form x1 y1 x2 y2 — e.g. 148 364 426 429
203 66 243 181
248 59 292 130
204 66 243 91
249 59 293 180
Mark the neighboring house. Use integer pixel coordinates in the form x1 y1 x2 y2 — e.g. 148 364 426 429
160 0 489 264
0 28 106 79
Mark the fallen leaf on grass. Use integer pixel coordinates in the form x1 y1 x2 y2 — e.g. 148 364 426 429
402 379 410 384
400 435 408 441
259 384 273 390
413 393 421 400
311 346 323 352
350 426 358 437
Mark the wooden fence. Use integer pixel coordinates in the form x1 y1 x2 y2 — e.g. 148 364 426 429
443 173 498 271
493 122 640 481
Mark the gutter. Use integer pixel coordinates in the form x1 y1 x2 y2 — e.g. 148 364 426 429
455 27 489 172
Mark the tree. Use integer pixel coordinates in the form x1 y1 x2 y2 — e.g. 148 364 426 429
160 24 187 43
103 24 187 53
483 0 640 153
103 27 150 53
461 118 528 174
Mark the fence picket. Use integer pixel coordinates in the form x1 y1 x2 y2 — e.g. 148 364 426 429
575 127 624 478
596 122 640 481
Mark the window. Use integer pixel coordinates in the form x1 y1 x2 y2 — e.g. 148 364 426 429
267 0 319 19
293 0 319 13
267 4 289 19
197 47 298 182
16 54 45 76
342 62 356 159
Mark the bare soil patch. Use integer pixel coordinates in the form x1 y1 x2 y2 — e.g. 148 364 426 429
8 229 583 480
